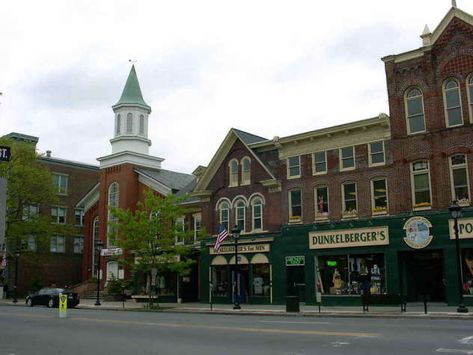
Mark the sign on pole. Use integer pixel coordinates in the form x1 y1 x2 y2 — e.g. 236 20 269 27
101 248 123 257
0 146 11 162
59 293 67 318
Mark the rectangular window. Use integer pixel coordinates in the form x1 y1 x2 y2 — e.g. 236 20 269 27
371 178 388 214
287 156 301 178
193 213 201 242
411 161 432 209
22 204 39 221
50 236 65 253
369 141 385 166
252 264 270 297
340 146 355 170
450 155 470 206
313 151 327 174
289 189 302 221
75 208 84 226
52 173 68 195
462 249 473 295
342 182 357 218
220 208 229 231
316 254 385 295
252 203 262 231
73 237 84 254
175 217 185 244
27 235 36 252
51 206 67 224
235 203 245 232
314 186 329 220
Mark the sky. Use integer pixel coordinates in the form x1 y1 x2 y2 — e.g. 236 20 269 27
1 0 471 174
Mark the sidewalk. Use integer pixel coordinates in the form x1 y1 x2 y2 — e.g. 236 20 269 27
2 298 473 319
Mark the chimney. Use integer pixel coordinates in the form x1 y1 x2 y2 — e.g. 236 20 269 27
46 150 51 158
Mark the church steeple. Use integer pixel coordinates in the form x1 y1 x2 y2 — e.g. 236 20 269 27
112 65 151 112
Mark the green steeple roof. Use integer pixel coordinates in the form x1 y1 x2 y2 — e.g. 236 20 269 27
113 65 151 112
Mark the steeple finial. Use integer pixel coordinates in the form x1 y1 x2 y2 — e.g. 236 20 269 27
452 0 457 7
420 25 432 46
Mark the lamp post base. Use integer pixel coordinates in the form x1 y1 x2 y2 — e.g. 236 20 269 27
233 303 241 310
457 304 469 313
94 301 101 306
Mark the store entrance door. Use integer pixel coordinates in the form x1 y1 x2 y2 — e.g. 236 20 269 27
231 265 249 304
286 266 306 302
399 250 445 302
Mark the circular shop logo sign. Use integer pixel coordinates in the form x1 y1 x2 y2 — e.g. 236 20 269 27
403 216 433 249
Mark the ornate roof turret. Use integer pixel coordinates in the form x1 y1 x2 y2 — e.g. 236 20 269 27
112 65 151 113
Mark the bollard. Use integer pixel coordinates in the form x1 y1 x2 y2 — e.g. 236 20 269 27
59 293 67 318
423 294 428 314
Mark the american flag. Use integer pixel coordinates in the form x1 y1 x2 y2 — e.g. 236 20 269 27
214 225 229 253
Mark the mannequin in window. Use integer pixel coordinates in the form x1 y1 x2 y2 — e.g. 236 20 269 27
332 268 342 293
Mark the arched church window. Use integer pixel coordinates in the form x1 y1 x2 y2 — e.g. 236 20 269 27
107 182 119 247
116 114 121 135
139 115 145 135
126 113 133 134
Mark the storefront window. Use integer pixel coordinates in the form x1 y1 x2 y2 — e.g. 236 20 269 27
317 254 385 295
212 265 229 297
462 249 473 295
157 271 177 296
252 264 270 297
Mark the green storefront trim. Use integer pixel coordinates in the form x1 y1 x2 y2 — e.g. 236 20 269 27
199 208 473 306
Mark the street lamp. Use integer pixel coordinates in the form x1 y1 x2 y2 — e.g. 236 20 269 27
12 248 20 304
95 241 104 306
449 201 468 313
231 225 241 310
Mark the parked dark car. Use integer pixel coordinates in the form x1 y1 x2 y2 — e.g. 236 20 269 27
26 287 80 308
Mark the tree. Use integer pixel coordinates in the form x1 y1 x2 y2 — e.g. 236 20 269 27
110 189 198 308
0 138 73 290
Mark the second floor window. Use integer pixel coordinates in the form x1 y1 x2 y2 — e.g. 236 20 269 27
369 141 385 166
241 157 251 185
411 161 431 208
313 151 327 174
193 213 201 242
289 189 302 220
450 154 470 205
74 237 84 254
50 236 65 253
22 204 39 221
51 206 66 224
75 208 84 226
235 200 246 232
444 79 463 127
314 186 329 219
405 88 426 134
175 217 185 244
218 201 230 231
53 173 68 195
340 147 355 170
251 197 263 231
287 156 301 178
371 178 388 214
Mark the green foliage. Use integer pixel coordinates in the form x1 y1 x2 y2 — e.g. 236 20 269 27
109 189 197 304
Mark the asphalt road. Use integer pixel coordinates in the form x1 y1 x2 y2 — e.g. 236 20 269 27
1 306 473 355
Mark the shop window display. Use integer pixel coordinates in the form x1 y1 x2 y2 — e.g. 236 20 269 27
252 264 270 297
212 265 229 297
462 249 473 295
317 254 385 295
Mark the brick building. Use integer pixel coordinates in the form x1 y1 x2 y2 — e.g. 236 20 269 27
195 5 473 306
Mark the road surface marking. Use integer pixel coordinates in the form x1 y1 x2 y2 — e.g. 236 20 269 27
436 349 473 354
330 341 350 348
460 336 473 345
259 320 331 325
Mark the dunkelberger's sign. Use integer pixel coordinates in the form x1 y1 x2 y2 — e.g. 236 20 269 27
309 227 389 249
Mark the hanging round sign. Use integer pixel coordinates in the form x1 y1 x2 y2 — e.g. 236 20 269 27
403 216 433 249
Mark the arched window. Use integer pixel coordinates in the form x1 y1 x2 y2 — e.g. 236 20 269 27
107 182 119 247
251 197 263 231
241 157 251 185
468 75 473 122
218 201 230 231
405 88 426 134
235 200 246 232
139 114 145 135
116 114 121 135
126 113 133 133
92 217 99 277
229 159 239 187
443 79 463 127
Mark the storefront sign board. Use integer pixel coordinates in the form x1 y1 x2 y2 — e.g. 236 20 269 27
210 243 270 255
449 218 473 240
403 216 433 249
309 227 389 249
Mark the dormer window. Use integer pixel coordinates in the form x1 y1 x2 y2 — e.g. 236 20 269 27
229 159 239 187
405 88 426 134
126 113 133 133
241 157 251 185
443 79 463 127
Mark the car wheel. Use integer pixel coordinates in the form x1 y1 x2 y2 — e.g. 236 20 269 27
47 298 54 308
26 298 33 307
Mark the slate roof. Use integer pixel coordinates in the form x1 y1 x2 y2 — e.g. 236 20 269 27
233 129 267 145
136 167 196 192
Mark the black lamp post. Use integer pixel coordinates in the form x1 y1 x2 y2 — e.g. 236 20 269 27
12 248 20 304
95 241 104 306
232 225 241 310
449 201 469 313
